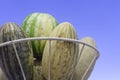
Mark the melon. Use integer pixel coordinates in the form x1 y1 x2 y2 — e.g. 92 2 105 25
42 22 79 80
73 37 99 80
22 12 58 59
0 22 34 80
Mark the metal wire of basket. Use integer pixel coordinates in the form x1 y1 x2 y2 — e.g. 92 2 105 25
0 37 99 80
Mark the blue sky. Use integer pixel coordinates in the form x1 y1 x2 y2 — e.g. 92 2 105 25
0 0 120 80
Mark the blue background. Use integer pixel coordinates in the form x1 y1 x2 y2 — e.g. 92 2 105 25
0 0 120 79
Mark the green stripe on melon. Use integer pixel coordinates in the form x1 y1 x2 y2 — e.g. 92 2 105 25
22 12 58 59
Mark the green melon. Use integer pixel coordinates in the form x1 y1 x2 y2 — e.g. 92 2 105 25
42 22 79 80
22 12 58 59
0 22 34 80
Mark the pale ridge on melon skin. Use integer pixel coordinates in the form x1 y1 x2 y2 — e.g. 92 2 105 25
72 37 99 80
42 22 79 80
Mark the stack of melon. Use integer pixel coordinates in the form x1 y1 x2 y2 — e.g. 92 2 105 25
0 12 99 80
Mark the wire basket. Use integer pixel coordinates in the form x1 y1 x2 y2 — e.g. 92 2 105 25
0 37 99 80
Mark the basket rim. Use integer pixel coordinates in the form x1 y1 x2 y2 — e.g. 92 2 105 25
0 37 99 57
0 37 100 80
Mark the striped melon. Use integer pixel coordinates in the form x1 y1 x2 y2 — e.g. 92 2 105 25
73 37 99 80
42 22 79 80
0 22 34 80
22 12 58 59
